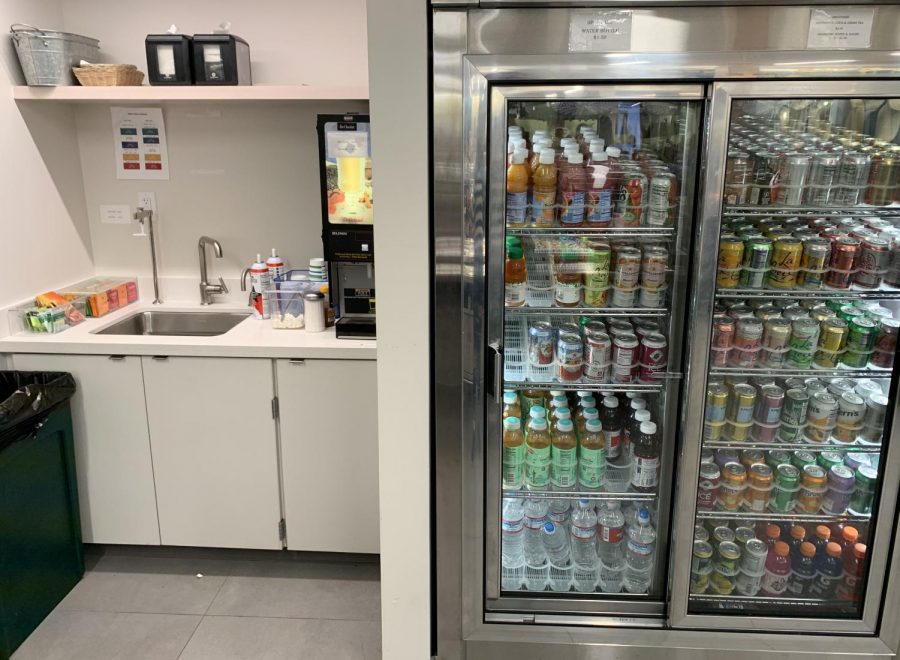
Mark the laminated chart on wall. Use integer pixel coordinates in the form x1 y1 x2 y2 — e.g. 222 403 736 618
110 107 170 180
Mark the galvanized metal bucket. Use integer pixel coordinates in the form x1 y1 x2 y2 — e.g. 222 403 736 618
10 24 100 86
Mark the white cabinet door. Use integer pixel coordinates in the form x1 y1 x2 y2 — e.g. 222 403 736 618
276 358 379 553
142 356 281 549
11 353 160 545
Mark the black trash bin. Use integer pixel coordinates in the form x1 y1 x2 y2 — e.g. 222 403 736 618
0 371 83 660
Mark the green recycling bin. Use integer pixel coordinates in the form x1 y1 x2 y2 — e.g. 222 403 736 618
0 371 83 660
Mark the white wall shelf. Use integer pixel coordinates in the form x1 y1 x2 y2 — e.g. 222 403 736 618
13 84 369 103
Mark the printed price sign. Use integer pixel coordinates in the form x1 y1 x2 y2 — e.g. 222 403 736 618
807 7 874 49
568 10 632 53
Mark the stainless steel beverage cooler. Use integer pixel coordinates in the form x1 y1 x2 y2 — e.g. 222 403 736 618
431 2 900 658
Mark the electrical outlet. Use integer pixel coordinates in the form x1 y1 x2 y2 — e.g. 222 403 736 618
137 192 157 213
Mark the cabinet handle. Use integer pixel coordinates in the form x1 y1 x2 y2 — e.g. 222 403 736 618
288 359 306 365
152 356 169 361
108 355 126 361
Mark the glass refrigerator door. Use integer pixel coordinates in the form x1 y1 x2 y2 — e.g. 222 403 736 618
676 82 900 633
487 85 703 619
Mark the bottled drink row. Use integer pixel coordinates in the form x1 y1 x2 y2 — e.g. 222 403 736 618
505 235 670 309
502 497 658 595
724 115 898 207
517 316 668 385
502 389 661 494
711 298 898 372
692 517 869 602
697 446 878 517
716 212 900 292
704 374 889 447
506 124 680 228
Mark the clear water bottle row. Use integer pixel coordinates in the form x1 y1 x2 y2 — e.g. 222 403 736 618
501 497 657 594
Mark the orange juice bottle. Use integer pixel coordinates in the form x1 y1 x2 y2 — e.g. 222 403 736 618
506 148 529 227
505 244 527 307
532 149 558 228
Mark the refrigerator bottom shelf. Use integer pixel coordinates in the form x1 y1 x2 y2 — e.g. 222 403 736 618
501 572 650 597
689 593 860 616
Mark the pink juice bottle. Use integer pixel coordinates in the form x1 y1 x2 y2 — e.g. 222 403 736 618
760 541 792 596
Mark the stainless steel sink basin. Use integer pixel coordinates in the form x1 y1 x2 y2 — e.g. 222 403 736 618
95 310 251 337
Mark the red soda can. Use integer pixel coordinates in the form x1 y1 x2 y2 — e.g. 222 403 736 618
698 462 721 511
872 319 899 369
638 332 668 383
825 237 860 289
612 332 639 383
710 315 735 367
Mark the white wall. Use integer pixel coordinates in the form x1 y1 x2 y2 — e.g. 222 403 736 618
60 0 369 88
367 0 431 658
0 2 94 309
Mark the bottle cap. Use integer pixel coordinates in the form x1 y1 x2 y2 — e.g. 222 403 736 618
842 526 859 543
556 418 574 433
826 541 842 557
579 498 590 506
635 410 651 422
556 408 571 420
853 543 867 559
603 396 619 408
606 146 622 158
816 525 831 540
799 541 817 557
550 390 566 397
529 405 546 418
511 149 527 164
585 418 602 433
630 399 647 411
529 417 548 431
503 392 518 405
639 421 657 435
503 417 521 430
543 521 556 534
507 245 523 260
551 395 568 407
592 151 609 163
539 149 556 165
560 138 576 148
583 407 599 419
638 508 650 523
581 395 597 407
774 541 790 556
576 390 592 398
590 138 606 150
790 525 806 541
609 500 620 509
507 126 522 135
766 524 781 540
567 152 584 165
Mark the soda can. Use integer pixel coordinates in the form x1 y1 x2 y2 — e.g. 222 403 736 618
614 171 648 227
843 317 878 368
740 237 772 288
825 237 861 289
783 306 810 322
611 332 639 383
861 393 889 442
767 238 803 289
837 304 866 325
638 332 668 383
745 463 774 513
706 383 730 422
833 152 872 206
727 384 757 424
827 378 857 398
647 172 678 227
725 151 752 185
786 318 820 369
805 152 841 205
849 466 878 515
698 463 721 511
872 318 899 369
528 321 555 366
753 384 784 426
583 241 612 307
766 449 791 472
777 153 810 205
762 318 791 368
770 464 801 513
798 238 831 289
719 463 747 511
717 237 745 288
855 237 891 289
730 317 764 368
816 450 845 473
611 285 637 307
582 328 612 382
608 318 634 338
741 538 769 576
778 387 809 442
556 331 583 383
749 151 779 205
614 246 642 289
865 154 898 206
639 284 667 308
805 391 839 443
640 245 669 289
885 239 900 287
814 317 849 369
633 319 661 340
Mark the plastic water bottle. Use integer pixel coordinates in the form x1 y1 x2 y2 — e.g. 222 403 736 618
501 498 525 567
623 507 656 594
597 500 626 566
523 499 549 565
547 498 572 529
541 521 570 566
570 499 598 568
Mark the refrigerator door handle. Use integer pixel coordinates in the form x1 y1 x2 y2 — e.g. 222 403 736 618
487 341 503 402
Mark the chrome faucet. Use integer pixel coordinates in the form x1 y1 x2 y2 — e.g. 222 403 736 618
198 236 229 305
134 208 162 304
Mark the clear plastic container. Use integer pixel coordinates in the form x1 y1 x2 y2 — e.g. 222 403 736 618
605 457 633 493
58 276 139 318
10 295 87 335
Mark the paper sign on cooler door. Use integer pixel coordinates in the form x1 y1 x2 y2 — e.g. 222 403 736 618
568 10 632 53
807 7 875 49
110 107 170 180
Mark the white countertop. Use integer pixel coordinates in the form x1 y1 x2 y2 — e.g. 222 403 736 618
0 301 376 360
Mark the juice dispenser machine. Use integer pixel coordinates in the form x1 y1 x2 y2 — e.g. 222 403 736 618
317 113 375 338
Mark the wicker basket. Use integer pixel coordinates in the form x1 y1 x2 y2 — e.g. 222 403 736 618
72 63 144 86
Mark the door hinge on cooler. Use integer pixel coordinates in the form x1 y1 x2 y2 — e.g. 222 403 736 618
278 518 286 542
271 396 280 419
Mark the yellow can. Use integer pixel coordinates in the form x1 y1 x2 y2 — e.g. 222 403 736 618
766 238 803 289
717 236 744 289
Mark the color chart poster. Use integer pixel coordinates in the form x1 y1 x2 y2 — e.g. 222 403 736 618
110 107 170 180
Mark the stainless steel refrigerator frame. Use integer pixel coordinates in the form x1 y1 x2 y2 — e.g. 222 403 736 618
432 4 900 658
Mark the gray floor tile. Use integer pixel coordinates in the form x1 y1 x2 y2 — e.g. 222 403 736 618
11 610 200 660
179 616 381 660
56 554 229 615
207 560 380 621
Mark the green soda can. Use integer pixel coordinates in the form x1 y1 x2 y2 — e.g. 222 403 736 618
791 450 816 471
842 317 879 368
766 449 791 472
817 450 844 473
770 464 801 513
778 388 809 442
740 237 772 288
583 241 612 308
825 299 845 313
787 318 820 369
837 305 866 324
848 466 878 515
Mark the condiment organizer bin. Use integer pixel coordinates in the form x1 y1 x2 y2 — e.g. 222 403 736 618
58 277 139 317
9 296 87 335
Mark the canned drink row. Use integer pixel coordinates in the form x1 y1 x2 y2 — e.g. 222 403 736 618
526 317 668 384
697 449 878 516
716 222 900 292
703 376 890 446
710 298 898 371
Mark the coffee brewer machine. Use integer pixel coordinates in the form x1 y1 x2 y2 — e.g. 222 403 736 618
317 113 375 339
